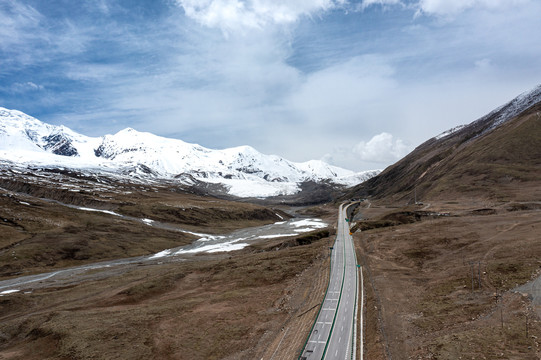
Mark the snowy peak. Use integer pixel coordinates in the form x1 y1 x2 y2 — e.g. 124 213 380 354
0 107 54 153
0 107 86 156
0 107 379 197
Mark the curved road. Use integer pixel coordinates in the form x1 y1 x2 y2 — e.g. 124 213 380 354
300 203 362 360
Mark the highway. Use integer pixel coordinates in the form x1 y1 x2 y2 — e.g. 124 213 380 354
299 203 362 360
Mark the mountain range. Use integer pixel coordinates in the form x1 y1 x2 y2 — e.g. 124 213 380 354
0 108 379 198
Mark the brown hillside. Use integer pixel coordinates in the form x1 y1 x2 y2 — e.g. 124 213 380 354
347 95 541 203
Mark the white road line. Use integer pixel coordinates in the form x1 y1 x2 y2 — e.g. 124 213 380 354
360 266 364 360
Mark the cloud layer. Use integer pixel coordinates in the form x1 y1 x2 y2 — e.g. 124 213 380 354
176 0 346 32
1 0 541 172
417 0 531 16
354 133 409 163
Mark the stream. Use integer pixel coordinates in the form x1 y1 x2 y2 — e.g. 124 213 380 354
0 215 328 295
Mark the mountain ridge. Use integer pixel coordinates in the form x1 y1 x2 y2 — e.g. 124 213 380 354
346 84 541 202
0 108 379 198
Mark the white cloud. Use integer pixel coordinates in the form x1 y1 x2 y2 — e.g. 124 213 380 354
353 132 409 162
288 55 397 129
359 0 402 10
175 0 345 33
474 58 492 72
3 0 541 175
417 0 531 16
12 82 44 93
0 2 43 50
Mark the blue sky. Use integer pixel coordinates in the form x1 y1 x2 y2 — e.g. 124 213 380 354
1 0 541 171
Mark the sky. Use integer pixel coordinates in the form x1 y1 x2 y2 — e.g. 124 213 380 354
1 0 541 172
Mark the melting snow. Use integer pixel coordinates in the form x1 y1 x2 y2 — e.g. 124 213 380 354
142 218 154 225
258 234 298 239
174 241 249 254
291 219 327 229
435 125 467 140
148 217 328 256
150 249 172 259
77 207 122 216
0 289 20 295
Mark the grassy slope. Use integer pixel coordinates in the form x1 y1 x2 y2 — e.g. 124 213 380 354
347 103 541 203
347 102 541 358
355 202 541 359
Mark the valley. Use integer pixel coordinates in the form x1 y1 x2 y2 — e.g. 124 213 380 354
0 85 540 359
2 2 541 359
0 168 338 360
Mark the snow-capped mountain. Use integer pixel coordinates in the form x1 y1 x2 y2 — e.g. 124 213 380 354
0 108 379 197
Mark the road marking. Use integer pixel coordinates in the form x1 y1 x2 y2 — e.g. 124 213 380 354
299 204 358 360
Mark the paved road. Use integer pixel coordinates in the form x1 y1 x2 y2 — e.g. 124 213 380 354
300 204 360 360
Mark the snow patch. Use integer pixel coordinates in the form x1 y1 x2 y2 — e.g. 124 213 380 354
0 289 19 295
77 207 122 217
435 125 467 140
258 234 298 239
142 218 154 225
291 219 327 229
174 241 248 254
150 249 172 259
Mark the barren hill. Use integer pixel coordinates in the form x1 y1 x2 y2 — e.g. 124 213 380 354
347 85 541 203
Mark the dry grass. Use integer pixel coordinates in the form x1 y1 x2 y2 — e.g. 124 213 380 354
347 102 541 204
0 227 335 360
0 182 283 278
356 200 541 359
